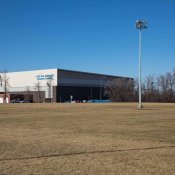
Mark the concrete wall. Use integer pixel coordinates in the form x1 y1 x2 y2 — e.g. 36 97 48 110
10 91 45 103
5 69 57 87
0 69 57 99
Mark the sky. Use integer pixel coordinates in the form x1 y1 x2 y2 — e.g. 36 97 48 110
0 0 175 78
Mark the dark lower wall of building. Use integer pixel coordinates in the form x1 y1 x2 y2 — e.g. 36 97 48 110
56 85 106 102
10 91 45 103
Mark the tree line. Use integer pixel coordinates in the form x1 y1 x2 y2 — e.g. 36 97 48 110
1 68 175 103
104 68 175 103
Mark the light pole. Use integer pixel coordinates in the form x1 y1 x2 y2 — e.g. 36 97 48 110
136 20 148 109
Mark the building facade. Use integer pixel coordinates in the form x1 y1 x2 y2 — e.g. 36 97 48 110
0 69 133 103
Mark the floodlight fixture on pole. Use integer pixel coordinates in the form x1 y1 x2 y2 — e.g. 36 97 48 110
136 20 148 109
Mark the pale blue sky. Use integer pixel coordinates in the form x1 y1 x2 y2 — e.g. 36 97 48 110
0 0 175 78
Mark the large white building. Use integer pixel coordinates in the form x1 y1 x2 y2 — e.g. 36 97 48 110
0 68 132 103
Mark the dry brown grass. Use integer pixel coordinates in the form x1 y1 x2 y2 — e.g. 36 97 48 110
0 103 175 175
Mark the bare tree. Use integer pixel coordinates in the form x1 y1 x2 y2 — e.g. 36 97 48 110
34 81 42 103
172 68 175 98
0 70 10 103
133 78 139 102
143 75 156 102
25 86 32 102
104 78 134 102
157 74 169 102
0 75 2 87
156 71 175 102
165 72 174 102
134 68 175 103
